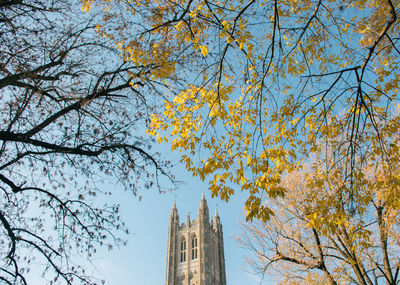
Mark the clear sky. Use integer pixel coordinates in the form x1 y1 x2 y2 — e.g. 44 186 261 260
89 162 274 285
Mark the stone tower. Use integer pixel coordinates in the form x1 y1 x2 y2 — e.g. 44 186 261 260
165 193 226 285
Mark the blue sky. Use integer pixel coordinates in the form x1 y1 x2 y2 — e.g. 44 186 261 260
89 163 274 285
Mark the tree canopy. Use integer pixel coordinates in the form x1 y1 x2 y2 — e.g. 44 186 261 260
85 0 400 221
0 0 172 283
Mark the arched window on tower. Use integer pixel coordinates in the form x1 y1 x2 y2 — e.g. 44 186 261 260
180 238 186 263
191 235 198 260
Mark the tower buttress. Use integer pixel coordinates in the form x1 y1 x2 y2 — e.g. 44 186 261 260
166 201 179 285
198 192 209 284
215 208 226 285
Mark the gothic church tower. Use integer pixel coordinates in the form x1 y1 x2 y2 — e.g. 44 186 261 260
165 194 226 285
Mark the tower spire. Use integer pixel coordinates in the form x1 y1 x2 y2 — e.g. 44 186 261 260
170 200 178 219
214 207 220 228
198 193 209 218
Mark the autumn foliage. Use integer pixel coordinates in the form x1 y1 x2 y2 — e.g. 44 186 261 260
85 0 400 222
238 134 400 284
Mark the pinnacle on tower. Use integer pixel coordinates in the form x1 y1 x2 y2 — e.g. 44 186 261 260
187 212 191 225
199 192 207 206
198 192 209 217
170 200 178 219
214 207 220 226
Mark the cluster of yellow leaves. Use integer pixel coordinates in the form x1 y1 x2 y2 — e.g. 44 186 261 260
300 111 400 239
248 143 400 283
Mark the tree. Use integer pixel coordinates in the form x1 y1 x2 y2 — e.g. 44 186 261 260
0 0 173 283
86 0 400 220
237 128 400 284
